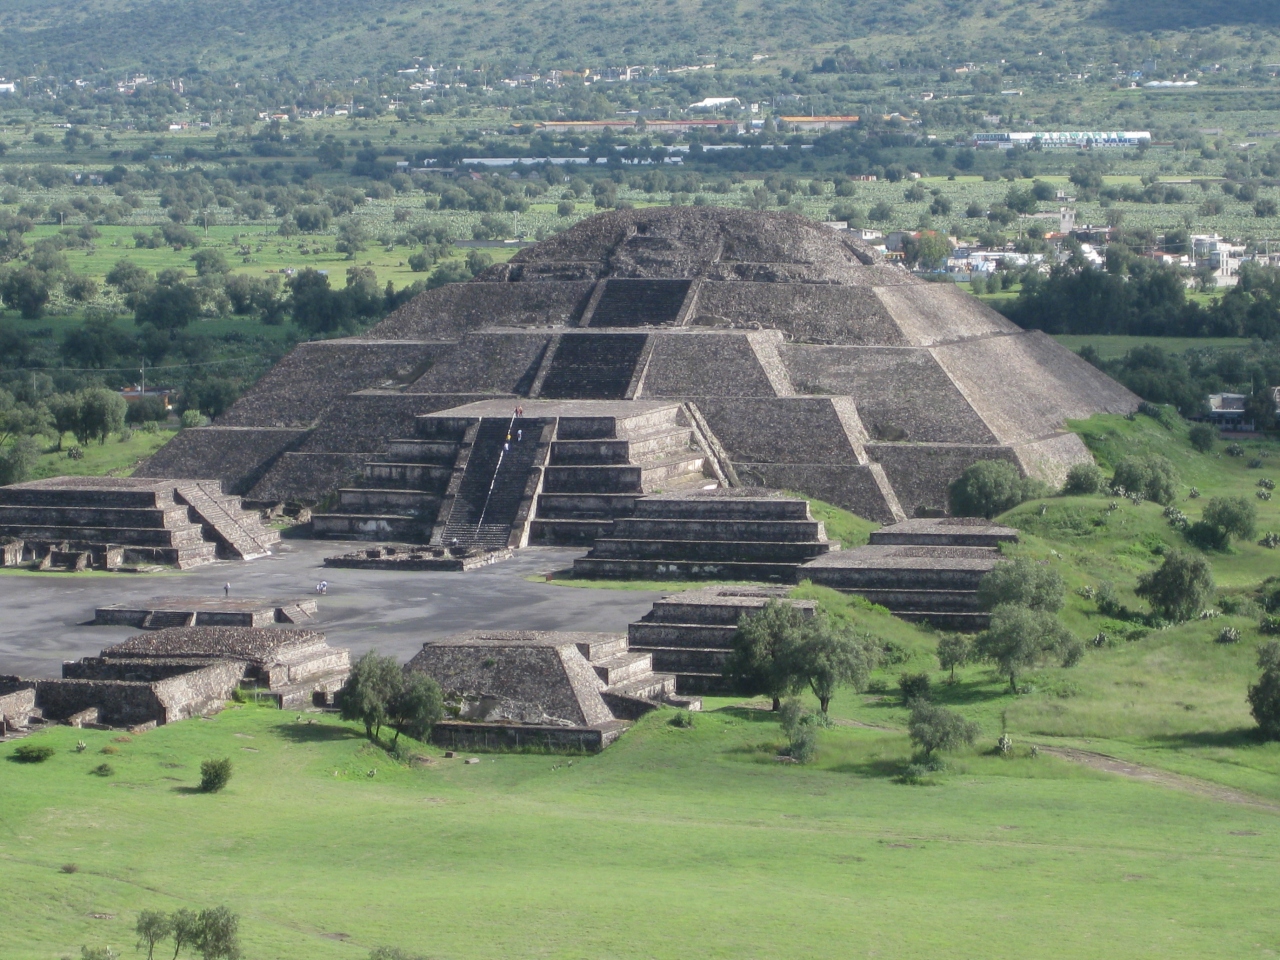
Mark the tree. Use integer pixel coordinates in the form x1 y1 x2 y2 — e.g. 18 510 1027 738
793 617 874 713
387 671 444 743
194 906 240 960
949 460 1044 518
1111 454 1178 504
977 557 1064 612
47 392 81 449
1247 641 1280 739
1134 549 1214 622
0 388 51 444
105 259 152 306
1 267 51 318
136 910 173 960
724 600 807 710
1062 461 1103 495
190 249 229 277
936 634 970 682
340 651 404 740
1201 496 1258 543
907 700 979 757
1188 423 1216 453
76 388 127 445
335 218 369 258
199 758 232 793
169 909 201 960
974 604 1082 693
134 279 200 336
898 672 932 703
0 436 41 484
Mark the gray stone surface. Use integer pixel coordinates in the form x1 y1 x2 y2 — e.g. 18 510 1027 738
0 541 664 678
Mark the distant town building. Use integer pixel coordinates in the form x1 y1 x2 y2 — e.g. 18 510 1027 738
778 116 860 131
973 131 1151 149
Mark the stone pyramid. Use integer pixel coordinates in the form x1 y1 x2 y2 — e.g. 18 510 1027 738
139 207 1138 527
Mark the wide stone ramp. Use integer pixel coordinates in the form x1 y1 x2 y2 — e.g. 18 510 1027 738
538 332 648 399
574 493 834 582
799 518 1016 630
174 481 278 560
439 417 547 550
628 587 815 694
585 278 693 327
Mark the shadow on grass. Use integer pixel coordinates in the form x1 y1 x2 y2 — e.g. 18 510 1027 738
1146 728 1266 750
273 721 365 744
825 756 913 780
715 705 785 725
170 785 204 794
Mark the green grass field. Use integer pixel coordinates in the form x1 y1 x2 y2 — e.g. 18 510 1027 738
1052 335 1252 359
6 412 1280 958
3 702 1279 960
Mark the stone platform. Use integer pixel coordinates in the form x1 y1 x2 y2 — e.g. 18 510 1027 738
407 629 698 752
0 477 278 569
323 544 513 571
93 597 318 629
627 587 816 693
799 518 1016 630
573 490 834 582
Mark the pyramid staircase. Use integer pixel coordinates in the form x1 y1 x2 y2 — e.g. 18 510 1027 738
574 495 835 582
529 404 712 545
573 634 701 715
799 518 1018 630
174 481 279 560
312 417 467 542
627 588 816 694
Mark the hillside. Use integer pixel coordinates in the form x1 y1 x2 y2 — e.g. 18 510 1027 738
0 0 1277 78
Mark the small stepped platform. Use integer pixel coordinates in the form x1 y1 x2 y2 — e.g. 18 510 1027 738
628 587 815 694
324 543 512 571
800 518 1017 630
0 477 270 569
94 597 319 629
574 492 833 582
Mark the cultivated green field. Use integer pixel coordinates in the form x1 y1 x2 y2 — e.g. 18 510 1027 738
1052 334 1253 359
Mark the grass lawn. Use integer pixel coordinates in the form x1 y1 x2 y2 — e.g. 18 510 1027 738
3 703 1279 960
1052 334 1251 359
18 426 178 481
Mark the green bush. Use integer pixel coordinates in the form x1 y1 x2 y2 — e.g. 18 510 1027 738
199 758 233 793
898 672 932 704
1135 549 1214 622
977 557 1065 613
12 743 54 763
1111 454 1178 505
669 710 695 728
907 700 979 758
1062 462 1103 495
1248 641 1280 739
91 762 114 776
948 460 1046 518
180 409 205 429
1188 423 1216 453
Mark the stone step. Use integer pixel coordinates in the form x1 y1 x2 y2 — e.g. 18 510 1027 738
413 416 473 442
0 524 207 547
898 611 992 631
628 622 738 648
588 538 831 563
605 672 678 702
609 518 825 543
337 488 442 516
555 405 685 441
549 430 695 466
141 610 195 629
0 504 192 529
631 497 812 521
533 493 640 520
0 488 172 509
276 603 313 624
312 513 432 541
384 439 461 464
542 456 705 494
574 635 630 661
362 462 453 491
642 596 809 626
528 518 616 545
868 519 1018 549
631 646 733 677
591 651 654 686
572 557 799 582
803 565 991 591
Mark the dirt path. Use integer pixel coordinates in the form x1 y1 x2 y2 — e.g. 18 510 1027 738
1035 745 1280 811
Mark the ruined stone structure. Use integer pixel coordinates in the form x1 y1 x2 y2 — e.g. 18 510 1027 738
0 477 278 569
0 626 350 730
94 596 318 629
802 518 1018 629
0 682 37 737
135 208 1138 550
407 630 697 750
628 587 816 693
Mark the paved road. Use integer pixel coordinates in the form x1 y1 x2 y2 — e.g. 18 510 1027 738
0 541 668 677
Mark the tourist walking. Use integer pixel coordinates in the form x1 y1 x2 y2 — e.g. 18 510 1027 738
223 582 230 597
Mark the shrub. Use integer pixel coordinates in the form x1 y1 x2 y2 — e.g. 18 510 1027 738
1260 615 1280 635
907 700 979 757
1111 454 1178 505
1226 442 1245 457
1188 423 1216 453
12 744 54 762
60 863 78 874
1062 462 1103 495
1202 496 1258 543
1215 627 1241 644
898 672 932 704
99 745 118 755
936 633 970 681
975 605 1083 692
180 409 205 429
977 557 1064 612
948 460 1046 518
1135 550 1214 622
66 445 84 460
669 710 695 728
199 758 233 793
1248 641 1280 739
778 697 819 762
91 762 114 776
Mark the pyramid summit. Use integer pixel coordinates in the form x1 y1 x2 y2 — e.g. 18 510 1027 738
139 206 1138 541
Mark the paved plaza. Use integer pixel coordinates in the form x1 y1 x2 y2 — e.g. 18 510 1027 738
0 541 666 677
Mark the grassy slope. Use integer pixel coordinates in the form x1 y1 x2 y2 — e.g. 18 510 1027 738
3 704 1278 960
21 427 177 481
